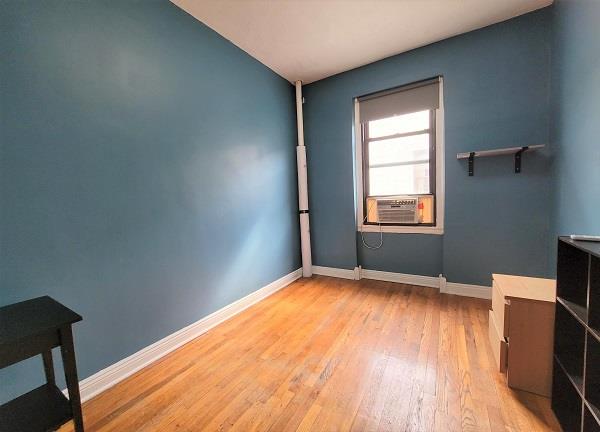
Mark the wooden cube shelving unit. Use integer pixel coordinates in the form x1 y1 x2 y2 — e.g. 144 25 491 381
553 237 600 432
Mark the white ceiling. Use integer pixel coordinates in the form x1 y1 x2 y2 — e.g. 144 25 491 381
172 0 553 84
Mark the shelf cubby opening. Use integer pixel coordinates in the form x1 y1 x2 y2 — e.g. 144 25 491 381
557 239 590 319
586 331 600 419
589 255 600 334
553 359 583 432
554 301 586 389
584 403 600 432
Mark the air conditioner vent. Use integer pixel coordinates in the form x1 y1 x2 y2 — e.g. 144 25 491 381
376 196 419 224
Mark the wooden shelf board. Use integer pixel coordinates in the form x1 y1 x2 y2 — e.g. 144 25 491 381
457 144 545 159
554 355 584 397
585 400 600 426
559 236 600 259
557 296 588 326
589 326 600 344
0 383 73 431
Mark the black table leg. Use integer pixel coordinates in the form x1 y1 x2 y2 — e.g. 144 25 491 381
41 350 55 385
59 325 84 432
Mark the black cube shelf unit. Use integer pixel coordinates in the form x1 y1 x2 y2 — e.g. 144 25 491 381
553 237 600 432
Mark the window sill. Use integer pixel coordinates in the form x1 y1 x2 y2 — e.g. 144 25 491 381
357 224 444 235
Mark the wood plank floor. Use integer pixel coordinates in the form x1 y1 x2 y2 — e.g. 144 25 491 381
59 276 561 432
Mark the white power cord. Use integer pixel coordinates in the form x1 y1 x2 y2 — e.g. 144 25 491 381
360 200 383 250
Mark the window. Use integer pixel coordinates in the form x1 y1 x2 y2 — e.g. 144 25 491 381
355 77 444 234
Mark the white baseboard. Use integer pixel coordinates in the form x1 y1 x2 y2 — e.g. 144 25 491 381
312 265 357 280
67 268 302 402
313 265 491 300
361 268 441 288
443 281 491 300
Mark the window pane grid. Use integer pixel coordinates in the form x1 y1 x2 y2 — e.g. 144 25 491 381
367 110 430 138
369 160 429 169
361 107 436 226
367 132 430 168
368 162 430 196
366 127 431 143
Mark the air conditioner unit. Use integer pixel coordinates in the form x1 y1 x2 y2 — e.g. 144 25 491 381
375 196 419 224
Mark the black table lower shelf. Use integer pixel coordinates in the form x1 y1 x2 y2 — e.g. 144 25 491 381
0 383 72 432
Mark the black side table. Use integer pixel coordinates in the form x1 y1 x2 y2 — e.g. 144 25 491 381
0 296 84 431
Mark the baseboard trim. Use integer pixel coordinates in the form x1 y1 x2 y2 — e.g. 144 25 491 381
313 265 492 300
312 265 357 280
443 281 491 300
68 268 302 402
361 268 441 288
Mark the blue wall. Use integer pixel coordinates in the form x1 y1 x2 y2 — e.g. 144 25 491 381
0 1 300 402
550 0 600 253
304 9 553 284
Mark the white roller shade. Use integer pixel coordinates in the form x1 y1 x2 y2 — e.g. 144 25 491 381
358 77 440 123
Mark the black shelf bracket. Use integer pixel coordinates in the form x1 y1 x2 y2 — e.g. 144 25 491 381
514 146 529 173
468 152 475 176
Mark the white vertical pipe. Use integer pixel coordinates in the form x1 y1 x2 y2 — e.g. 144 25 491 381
295 81 312 277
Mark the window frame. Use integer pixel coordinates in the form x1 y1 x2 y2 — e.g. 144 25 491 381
354 78 445 235
361 110 436 226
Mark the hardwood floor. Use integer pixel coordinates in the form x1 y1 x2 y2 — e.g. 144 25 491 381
59 276 561 431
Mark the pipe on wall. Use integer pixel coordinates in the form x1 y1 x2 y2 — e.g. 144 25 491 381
295 81 312 277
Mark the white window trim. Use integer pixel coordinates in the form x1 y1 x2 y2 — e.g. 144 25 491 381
354 78 445 235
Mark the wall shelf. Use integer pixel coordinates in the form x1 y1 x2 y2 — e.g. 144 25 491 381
457 144 545 176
